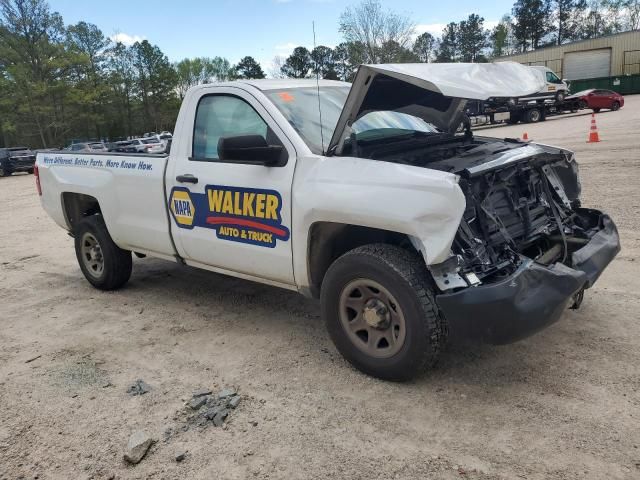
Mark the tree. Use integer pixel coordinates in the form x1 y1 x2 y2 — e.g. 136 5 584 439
174 57 232 98
554 0 587 44
311 45 337 79
413 32 435 62
131 40 177 133
435 22 459 62
512 0 554 51
490 16 517 57
66 21 111 138
339 0 415 63
0 0 69 147
281 46 312 78
234 56 265 79
458 14 489 62
332 42 361 81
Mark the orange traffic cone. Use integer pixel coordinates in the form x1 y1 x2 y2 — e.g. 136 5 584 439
587 114 600 143
522 132 529 141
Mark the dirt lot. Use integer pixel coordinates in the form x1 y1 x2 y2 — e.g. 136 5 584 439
1 98 639 480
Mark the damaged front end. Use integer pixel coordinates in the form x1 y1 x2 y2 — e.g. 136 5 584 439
432 143 620 344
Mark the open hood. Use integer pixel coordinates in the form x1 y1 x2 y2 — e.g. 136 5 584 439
327 62 546 155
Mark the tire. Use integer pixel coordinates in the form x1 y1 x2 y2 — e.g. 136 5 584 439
525 108 542 123
593 108 601 113
321 244 444 381
74 215 132 290
0 166 10 177
611 101 620 111
555 91 566 103
579 100 588 109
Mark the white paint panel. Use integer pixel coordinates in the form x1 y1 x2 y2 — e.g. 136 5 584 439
564 49 611 80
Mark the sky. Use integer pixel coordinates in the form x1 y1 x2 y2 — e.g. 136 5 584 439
50 0 514 72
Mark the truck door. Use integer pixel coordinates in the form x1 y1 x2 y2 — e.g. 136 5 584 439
166 87 296 287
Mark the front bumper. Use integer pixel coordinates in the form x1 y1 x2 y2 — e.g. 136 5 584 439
437 210 620 345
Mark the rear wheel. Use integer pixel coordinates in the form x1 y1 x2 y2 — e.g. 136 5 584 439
611 101 620 111
321 244 445 381
0 166 10 177
74 215 132 290
525 108 542 123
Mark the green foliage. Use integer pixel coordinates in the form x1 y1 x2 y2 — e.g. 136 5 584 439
413 32 435 63
234 56 265 79
281 47 312 78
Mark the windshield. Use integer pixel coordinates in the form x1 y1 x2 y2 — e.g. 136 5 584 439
266 86 349 155
267 86 446 155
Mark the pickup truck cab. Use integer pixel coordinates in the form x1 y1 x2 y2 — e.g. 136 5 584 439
35 62 620 380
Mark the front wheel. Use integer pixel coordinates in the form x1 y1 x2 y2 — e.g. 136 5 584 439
0 166 10 177
321 244 445 381
74 215 132 290
611 101 620 111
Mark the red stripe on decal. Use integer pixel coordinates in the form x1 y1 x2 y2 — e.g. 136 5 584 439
206 216 288 238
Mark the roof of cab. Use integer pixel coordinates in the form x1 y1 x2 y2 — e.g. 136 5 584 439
237 79 350 90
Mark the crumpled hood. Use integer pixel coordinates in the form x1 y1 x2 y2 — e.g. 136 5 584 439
328 62 547 155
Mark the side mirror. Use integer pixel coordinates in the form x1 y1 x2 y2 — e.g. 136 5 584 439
218 135 285 167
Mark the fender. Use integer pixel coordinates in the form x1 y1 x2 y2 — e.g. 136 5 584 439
291 155 466 290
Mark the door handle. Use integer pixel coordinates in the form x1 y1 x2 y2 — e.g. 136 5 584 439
176 174 198 184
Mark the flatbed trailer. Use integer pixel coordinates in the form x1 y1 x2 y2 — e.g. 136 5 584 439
466 98 584 126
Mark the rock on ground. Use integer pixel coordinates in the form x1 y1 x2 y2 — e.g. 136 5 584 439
123 431 155 464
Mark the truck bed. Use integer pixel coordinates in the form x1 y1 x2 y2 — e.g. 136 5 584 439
36 151 177 260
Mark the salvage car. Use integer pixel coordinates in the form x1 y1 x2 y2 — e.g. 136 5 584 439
567 89 624 112
34 62 620 380
0 146 36 177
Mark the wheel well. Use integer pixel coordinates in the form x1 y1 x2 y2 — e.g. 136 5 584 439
62 192 101 232
307 222 416 298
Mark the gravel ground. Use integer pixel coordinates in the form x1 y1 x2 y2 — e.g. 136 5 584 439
1 97 639 480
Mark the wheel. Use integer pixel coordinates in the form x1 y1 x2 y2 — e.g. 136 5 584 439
611 101 620 111
593 108 601 113
321 244 445 381
555 91 566 103
0 166 10 177
579 100 588 109
74 215 132 290
525 108 542 123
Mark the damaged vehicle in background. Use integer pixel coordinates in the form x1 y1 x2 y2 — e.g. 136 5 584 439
35 62 620 380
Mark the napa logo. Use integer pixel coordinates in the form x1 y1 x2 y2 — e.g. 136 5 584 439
168 185 290 248
169 188 195 228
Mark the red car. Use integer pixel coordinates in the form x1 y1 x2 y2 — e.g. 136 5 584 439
568 89 624 113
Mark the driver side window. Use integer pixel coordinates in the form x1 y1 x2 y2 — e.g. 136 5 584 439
192 95 269 161
546 71 562 84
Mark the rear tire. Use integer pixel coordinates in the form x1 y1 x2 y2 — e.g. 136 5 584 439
0 166 10 177
74 215 132 290
321 244 445 381
525 108 542 123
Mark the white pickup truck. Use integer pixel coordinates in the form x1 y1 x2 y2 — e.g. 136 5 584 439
35 62 620 380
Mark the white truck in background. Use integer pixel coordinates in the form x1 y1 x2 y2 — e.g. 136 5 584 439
35 62 620 381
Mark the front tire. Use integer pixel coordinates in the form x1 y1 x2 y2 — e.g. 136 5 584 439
321 244 444 381
74 216 132 290
611 101 620 111
0 166 10 177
